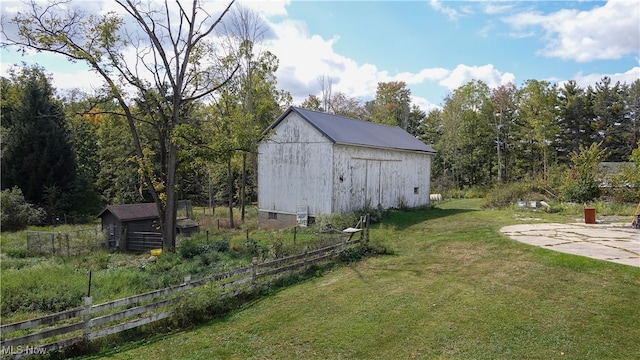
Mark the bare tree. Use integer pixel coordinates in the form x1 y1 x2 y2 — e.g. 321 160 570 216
216 5 269 225
318 75 333 113
2 0 239 252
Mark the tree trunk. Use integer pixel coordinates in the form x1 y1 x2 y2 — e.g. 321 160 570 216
163 142 178 252
227 157 234 228
241 152 246 222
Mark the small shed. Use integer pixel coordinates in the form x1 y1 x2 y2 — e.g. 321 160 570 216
97 203 161 252
97 202 199 252
257 106 436 228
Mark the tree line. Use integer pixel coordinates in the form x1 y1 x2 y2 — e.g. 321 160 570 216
298 76 640 202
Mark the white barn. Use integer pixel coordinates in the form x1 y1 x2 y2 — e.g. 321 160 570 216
257 106 436 228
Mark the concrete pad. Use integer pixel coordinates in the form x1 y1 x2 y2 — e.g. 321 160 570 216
613 258 640 267
511 235 569 247
550 242 630 260
500 223 640 268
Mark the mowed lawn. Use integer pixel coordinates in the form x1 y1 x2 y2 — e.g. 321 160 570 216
83 199 640 359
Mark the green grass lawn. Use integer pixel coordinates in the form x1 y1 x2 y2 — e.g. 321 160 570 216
80 199 640 359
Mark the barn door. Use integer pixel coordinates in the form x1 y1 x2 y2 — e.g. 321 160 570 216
350 159 367 210
350 159 382 210
365 160 381 208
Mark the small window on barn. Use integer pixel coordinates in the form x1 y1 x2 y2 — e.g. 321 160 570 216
414 187 420 194
268 212 277 220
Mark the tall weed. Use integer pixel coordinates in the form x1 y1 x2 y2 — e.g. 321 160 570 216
1 263 87 314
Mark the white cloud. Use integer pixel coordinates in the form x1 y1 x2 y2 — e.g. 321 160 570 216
438 64 515 91
266 16 457 110
239 0 289 17
387 68 450 85
503 0 640 62
411 95 441 113
481 2 513 15
567 66 640 89
2 5 19 14
429 0 460 21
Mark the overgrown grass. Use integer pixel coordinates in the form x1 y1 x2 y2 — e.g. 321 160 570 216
77 199 639 360
0 206 357 324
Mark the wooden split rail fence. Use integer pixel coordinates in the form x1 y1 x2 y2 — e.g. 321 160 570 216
0 236 362 359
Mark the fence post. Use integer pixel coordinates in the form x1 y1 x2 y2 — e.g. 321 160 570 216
251 257 258 285
51 233 55 256
293 227 297 245
66 233 70 257
303 246 308 268
82 296 93 341
366 213 370 243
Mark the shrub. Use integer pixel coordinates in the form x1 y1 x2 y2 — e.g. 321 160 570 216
355 204 389 224
338 246 366 263
206 238 230 253
560 177 601 204
172 283 224 327
178 239 204 259
484 182 534 209
244 238 269 260
271 237 296 259
339 242 394 263
0 187 45 232
560 142 607 203
315 212 358 232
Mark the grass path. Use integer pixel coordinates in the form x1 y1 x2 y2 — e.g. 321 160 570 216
82 200 640 359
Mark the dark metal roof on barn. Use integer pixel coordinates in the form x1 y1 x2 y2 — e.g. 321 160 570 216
265 106 436 153
97 203 158 221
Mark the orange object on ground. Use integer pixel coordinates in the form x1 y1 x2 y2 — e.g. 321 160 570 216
584 207 596 224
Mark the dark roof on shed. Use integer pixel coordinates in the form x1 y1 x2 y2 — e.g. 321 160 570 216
97 203 158 222
264 106 436 153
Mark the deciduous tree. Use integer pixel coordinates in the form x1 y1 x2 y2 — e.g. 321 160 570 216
3 0 239 251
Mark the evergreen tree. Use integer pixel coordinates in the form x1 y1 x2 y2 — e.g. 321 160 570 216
592 77 627 161
556 81 595 163
1 66 76 216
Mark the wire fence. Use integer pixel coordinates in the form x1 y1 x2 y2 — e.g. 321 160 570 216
26 228 114 257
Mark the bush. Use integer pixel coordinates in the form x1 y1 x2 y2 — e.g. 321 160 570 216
244 238 269 260
483 181 555 209
355 204 389 224
339 242 394 263
484 182 534 209
178 239 203 259
560 177 601 204
207 239 230 253
315 212 358 232
271 237 296 259
1 187 45 232
172 283 224 327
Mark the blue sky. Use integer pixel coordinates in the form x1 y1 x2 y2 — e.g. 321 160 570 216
2 0 639 112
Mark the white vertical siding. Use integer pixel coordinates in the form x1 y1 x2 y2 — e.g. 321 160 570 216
332 144 432 213
258 113 334 217
258 112 434 227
